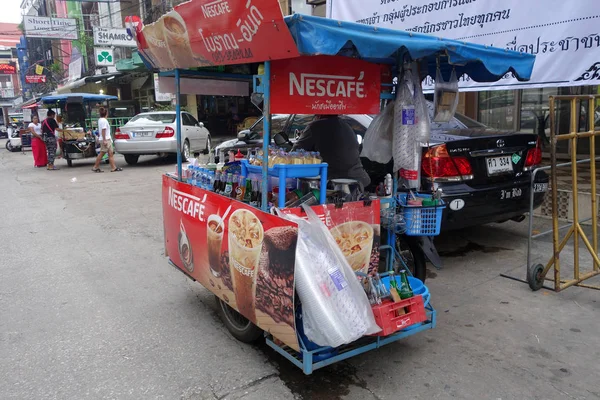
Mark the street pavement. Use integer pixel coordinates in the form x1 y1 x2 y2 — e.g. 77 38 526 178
1 141 599 400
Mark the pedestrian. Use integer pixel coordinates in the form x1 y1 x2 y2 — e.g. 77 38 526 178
41 110 60 171
29 115 47 168
92 107 122 173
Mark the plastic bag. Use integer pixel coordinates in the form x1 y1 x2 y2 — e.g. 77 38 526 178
360 101 394 164
409 67 431 144
281 206 380 347
433 68 459 123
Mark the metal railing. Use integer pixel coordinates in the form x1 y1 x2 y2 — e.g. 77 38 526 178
526 95 599 291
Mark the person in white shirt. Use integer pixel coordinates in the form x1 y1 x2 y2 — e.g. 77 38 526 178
28 115 47 168
92 107 122 172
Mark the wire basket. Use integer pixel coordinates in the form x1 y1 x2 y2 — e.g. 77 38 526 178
397 193 445 236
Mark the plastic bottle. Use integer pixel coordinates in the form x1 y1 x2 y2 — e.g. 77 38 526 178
235 175 246 201
224 173 234 197
213 171 221 193
208 170 215 191
186 165 193 183
190 166 198 186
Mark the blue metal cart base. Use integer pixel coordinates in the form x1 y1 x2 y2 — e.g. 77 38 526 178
266 304 436 375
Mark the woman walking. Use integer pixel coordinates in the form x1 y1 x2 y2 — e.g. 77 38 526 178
29 115 47 168
41 110 60 170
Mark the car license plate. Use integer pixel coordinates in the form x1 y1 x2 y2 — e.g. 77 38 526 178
486 155 513 175
534 183 548 193
132 131 151 138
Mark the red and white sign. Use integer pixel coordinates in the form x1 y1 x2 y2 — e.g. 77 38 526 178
136 0 299 69
25 75 47 84
271 55 381 115
162 175 300 351
0 63 16 75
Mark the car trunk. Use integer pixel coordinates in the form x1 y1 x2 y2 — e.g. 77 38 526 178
121 123 168 141
431 129 539 187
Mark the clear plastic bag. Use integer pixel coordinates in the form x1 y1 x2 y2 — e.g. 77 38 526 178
433 68 459 123
281 206 380 347
409 67 431 144
360 101 394 164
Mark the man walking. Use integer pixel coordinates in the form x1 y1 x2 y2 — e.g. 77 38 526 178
92 107 122 173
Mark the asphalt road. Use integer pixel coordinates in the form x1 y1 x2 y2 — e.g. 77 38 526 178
1 142 599 400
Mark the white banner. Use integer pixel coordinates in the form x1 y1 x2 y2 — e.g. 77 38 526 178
329 0 600 91
24 16 78 40
93 27 137 48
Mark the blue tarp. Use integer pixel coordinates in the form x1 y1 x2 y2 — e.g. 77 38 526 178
284 14 535 83
40 93 118 104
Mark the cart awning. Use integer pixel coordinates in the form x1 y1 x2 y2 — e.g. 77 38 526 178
284 14 535 82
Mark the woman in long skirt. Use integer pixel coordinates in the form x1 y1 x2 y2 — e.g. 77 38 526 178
28 115 47 168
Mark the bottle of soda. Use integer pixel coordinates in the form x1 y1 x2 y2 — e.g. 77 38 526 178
235 176 245 201
250 179 259 207
398 270 414 299
213 171 221 193
231 173 239 198
223 173 234 197
243 177 253 203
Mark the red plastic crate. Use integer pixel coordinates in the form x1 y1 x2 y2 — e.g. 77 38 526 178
370 295 427 336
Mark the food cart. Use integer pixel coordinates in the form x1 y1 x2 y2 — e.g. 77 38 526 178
40 93 118 167
129 0 535 374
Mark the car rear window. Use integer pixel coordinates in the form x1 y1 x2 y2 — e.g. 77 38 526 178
129 113 176 124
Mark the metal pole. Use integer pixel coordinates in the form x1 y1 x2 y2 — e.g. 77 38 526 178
570 98 579 281
261 61 271 211
549 96 561 290
588 97 598 271
175 69 183 181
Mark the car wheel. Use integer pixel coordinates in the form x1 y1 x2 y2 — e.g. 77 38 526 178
215 296 263 343
124 154 140 165
182 139 191 161
203 135 211 155
396 236 427 282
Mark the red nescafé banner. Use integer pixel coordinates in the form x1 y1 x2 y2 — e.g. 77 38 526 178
136 0 299 69
270 55 382 115
162 175 300 350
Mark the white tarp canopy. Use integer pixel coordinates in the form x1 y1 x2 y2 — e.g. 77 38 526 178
328 0 600 91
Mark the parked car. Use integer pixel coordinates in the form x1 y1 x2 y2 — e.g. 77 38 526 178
114 111 211 165
216 108 548 231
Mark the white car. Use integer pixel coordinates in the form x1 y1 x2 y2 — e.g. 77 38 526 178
114 111 211 165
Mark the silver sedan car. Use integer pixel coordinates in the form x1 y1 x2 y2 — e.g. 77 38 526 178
114 111 211 165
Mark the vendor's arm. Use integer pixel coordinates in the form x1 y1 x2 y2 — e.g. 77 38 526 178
291 126 316 151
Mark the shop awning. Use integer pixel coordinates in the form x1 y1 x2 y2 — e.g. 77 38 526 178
14 97 41 109
57 73 123 94
284 14 535 82
116 51 146 72
40 93 118 105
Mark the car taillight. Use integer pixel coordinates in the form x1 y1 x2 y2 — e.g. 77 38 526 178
422 144 473 181
114 128 130 140
156 126 175 138
524 138 542 169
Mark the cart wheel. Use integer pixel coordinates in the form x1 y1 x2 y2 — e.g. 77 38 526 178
67 159 73 167
527 263 545 291
215 296 263 343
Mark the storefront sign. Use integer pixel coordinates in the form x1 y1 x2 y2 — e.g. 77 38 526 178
24 16 78 40
93 26 137 48
95 48 115 66
136 0 299 69
35 64 44 75
158 76 249 97
0 63 16 75
270 55 381 114
329 0 600 90
162 176 300 351
25 75 46 84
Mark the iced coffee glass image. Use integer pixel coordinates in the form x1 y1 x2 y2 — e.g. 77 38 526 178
330 221 374 273
178 220 194 273
228 209 264 321
207 214 224 277
143 20 175 69
162 11 197 68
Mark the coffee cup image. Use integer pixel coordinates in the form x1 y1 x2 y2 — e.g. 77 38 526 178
329 221 374 273
228 209 264 322
178 220 194 273
162 11 198 68
207 214 224 277
143 19 175 69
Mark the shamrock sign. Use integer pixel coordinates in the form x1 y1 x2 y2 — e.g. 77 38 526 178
95 48 114 66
